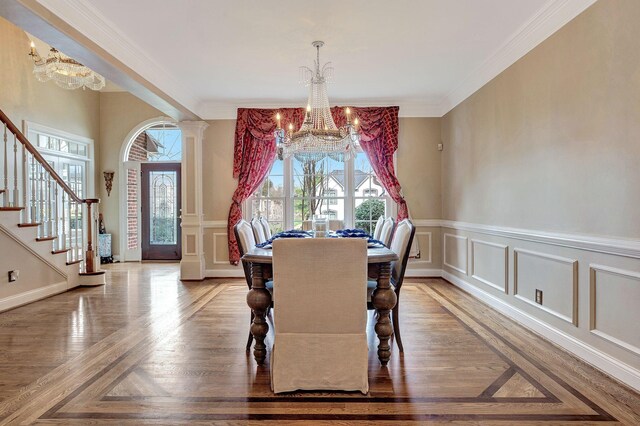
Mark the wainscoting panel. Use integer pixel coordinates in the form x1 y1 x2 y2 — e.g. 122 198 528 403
444 233 468 275
470 239 508 293
590 264 640 355
514 248 578 325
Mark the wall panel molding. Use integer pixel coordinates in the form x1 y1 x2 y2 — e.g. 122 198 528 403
589 264 640 356
470 239 508 293
513 248 578 325
444 233 468 275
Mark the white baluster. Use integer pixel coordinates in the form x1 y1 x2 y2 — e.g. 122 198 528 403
13 133 18 207
22 144 27 222
3 123 7 207
54 184 59 250
30 154 37 223
61 190 67 253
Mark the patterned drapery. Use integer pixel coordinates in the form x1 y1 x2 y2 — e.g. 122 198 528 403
228 106 405 264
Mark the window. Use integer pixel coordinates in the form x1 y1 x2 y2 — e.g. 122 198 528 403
248 150 392 234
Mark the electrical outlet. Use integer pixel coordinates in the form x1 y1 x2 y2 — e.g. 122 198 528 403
535 289 543 305
8 270 19 283
437 143 443 151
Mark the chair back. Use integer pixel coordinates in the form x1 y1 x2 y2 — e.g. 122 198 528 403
259 216 272 239
271 238 369 393
389 219 416 292
234 219 256 289
251 218 267 244
378 217 396 246
372 216 385 240
329 219 344 231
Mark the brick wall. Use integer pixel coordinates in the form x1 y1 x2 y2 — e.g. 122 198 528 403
126 132 148 250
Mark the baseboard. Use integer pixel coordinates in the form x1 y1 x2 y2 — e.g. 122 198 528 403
0 281 69 313
405 268 442 278
441 270 640 392
204 269 244 278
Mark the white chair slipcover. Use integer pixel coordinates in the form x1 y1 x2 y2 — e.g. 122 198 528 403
259 216 272 240
372 216 385 240
271 238 369 394
378 217 395 246
251 218 267 244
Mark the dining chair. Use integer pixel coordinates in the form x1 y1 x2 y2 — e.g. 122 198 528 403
372 215 385 240
271 238 369 393
234 219 265 352
378 216 396 246
329 219 344 231
367 219 415 352
259 216 272 240
251 217 267 244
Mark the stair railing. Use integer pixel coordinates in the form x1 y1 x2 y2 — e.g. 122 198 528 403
0 108 99 273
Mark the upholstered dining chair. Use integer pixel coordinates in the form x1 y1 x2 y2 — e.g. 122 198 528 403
329 219 344 231
378 216 396 246
259 216 272 240
251 217 267 244
372 216 385 240
367 219 415 352
271 238 369 394
234 219 260 352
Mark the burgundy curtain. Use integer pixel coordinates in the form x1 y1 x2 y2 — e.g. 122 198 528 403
341 106 408 221
228 108 305 264
228 106 405 264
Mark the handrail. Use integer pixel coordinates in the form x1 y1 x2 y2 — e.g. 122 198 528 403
0 107 99 273
0 108 96 205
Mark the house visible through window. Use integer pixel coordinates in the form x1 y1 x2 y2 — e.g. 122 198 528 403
249 150 391 235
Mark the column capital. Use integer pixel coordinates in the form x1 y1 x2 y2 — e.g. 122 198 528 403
178 121 209 139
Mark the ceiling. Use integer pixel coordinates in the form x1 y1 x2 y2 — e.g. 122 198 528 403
33 0 596 118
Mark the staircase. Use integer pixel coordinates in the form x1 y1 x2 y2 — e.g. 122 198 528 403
0 108 104 312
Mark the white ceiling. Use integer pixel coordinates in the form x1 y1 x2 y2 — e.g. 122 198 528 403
35 0 596 118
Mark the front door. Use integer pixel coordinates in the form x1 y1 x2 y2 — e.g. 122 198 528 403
141 163 181 260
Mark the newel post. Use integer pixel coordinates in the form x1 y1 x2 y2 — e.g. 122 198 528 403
84 198 100 273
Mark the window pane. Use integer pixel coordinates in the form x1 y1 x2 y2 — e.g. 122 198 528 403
145 127 182 161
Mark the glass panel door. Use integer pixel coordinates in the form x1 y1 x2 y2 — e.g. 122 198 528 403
141 163 181 260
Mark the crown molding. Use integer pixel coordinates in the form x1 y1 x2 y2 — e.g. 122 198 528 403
197 100 443 120
33 0 200 113
439 0 598 115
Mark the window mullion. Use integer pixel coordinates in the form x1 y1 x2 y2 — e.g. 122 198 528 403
344 156 354 228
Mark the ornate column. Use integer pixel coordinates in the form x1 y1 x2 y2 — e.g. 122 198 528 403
178 121 209 280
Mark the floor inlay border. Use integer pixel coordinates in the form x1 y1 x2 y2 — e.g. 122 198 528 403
30 282 621 423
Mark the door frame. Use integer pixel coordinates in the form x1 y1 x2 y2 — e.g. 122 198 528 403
140 162 182 261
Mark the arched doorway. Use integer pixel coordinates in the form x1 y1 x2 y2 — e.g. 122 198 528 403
119 118 182 261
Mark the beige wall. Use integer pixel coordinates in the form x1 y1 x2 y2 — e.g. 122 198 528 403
441 0 640 239
0 16 100 191
202 120 237 221
398 117 442 220
98 92 164 255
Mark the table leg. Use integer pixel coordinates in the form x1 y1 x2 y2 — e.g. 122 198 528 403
372 261 397 365
246 262 271 365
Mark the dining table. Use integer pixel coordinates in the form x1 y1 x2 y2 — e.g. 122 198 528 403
242 243 399 366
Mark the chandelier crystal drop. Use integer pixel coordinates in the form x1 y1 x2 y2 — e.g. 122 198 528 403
29 42 106 91
274 41 360 162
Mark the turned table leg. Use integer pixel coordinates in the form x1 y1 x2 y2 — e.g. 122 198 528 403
372 261 397 365
246 262 271 365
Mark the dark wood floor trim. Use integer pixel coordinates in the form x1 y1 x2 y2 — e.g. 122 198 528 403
478 366 517 397
100 395 553 404
427 285 617 422
48 412 618 422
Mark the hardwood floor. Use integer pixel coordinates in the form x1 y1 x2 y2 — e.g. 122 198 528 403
0 262 637 424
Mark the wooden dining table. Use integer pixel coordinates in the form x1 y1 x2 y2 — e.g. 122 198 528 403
243 245 399 366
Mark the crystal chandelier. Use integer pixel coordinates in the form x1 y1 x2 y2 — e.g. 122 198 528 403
28 41 105 91
274 41 360 162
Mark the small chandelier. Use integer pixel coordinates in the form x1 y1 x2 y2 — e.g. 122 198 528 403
274 41 360 162
28 41 105 91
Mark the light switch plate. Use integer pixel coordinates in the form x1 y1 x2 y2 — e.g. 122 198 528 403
8 270 19 283
535 289 543 305
437 143 443 151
